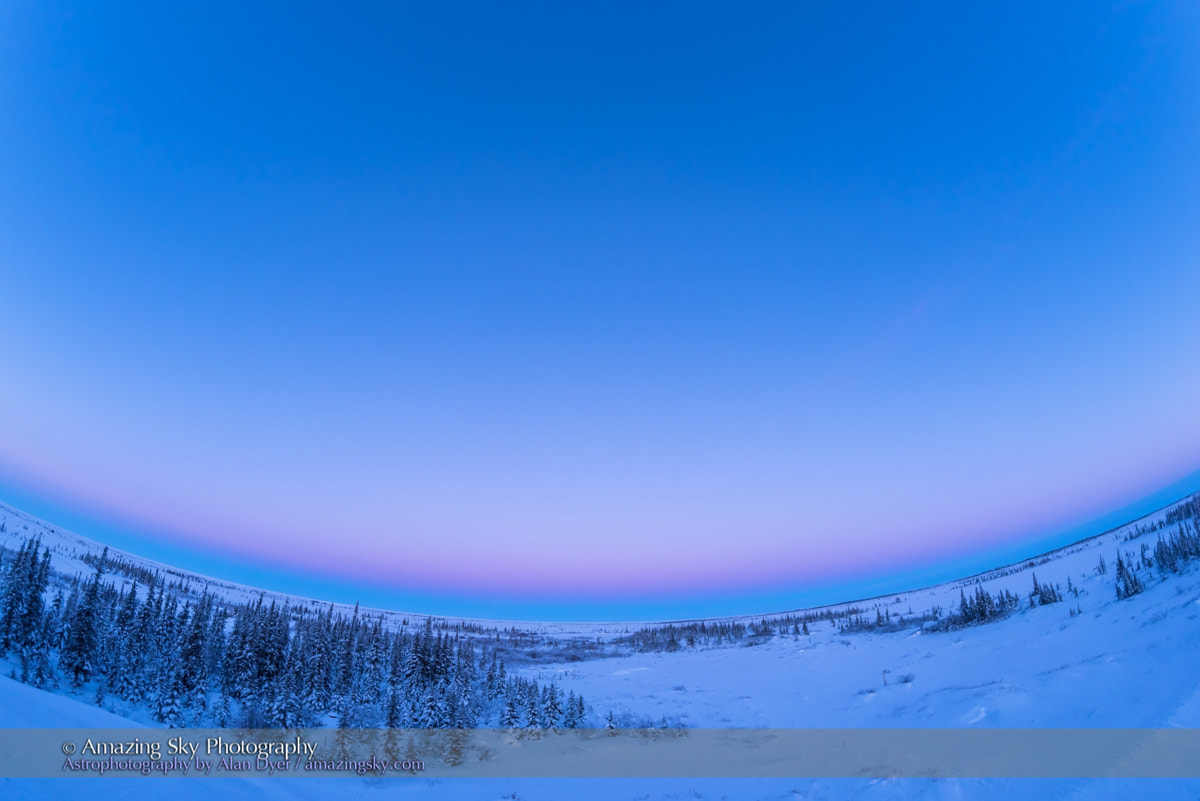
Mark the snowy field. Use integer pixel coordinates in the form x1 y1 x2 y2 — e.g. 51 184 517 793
522 558 1200 730
3 497 1200 799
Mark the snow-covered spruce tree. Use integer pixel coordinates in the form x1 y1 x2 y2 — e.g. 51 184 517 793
268 661 305 728
106 582 139 698
172 596 212 725
1115 553 1144 600
958 589 972 623
60 567 103 689
563 690 580 728
500 690 522 729
122 577 160 703
573 692 587 727
154 603 191 726
385 688 403 728
149 594 185 722
945 586 1016 628
23 560 55 686
44 591 67 652
213 688 234 727
0 539 48 659
1030 573 1062 607
32 593 60 689
0 538 29 656
1 540 55 685
543 684 563 729
204 605 227 684
523 681 543 730
1152 520 1200 576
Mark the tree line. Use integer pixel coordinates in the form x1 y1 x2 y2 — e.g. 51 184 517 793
0 536 590 730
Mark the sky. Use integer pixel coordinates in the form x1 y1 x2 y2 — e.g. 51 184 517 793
1 2 1199 621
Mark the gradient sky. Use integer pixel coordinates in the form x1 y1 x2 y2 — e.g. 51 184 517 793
1 2 1199 620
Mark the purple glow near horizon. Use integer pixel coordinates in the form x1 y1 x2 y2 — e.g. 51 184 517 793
3 399 1198 602
1 3 1199 617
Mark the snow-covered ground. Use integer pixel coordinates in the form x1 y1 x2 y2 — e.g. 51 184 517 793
522 555 1200 729
3 496 1200 799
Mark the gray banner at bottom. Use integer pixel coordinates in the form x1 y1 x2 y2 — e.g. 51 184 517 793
3 728 1197 778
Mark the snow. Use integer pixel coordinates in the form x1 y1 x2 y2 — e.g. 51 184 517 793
3 495 1200 798
0 672 142 729
520 569 1200 729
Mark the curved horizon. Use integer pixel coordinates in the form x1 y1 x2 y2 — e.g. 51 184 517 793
1 472 1197 623
2 3 1199 620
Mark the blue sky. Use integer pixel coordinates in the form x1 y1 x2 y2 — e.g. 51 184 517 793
1 2 1198 620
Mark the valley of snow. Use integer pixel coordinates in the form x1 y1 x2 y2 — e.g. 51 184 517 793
2 497 1199 799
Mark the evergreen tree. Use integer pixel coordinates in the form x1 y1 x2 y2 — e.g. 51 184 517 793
1030 573 1061 606
500 693 521 728
61 568 103 688
1115 553 1144 599
173 597 211 724
0 538 32 655
107 583 139 696
524 685 542 729
385 688 403 728
0 539 51 675
543 684 562 729
563 690 580 728
20 548 53 685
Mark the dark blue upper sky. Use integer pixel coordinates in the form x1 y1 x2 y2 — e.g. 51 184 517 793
1 2 1198 619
